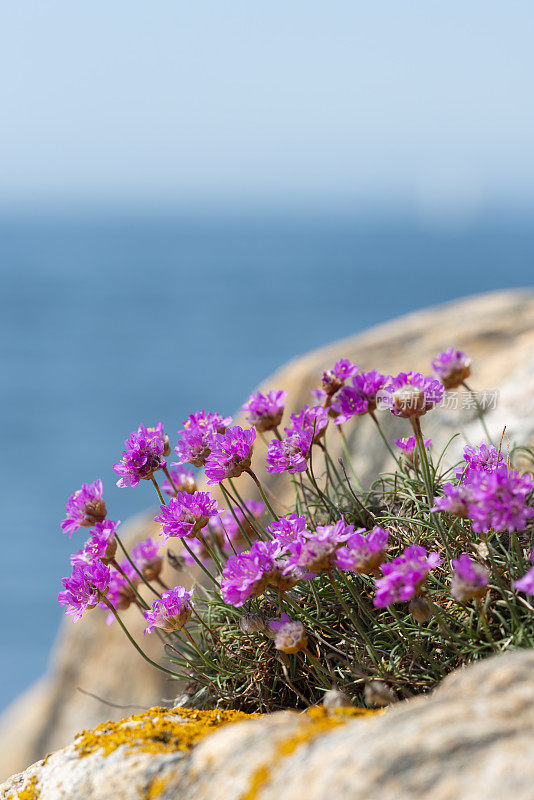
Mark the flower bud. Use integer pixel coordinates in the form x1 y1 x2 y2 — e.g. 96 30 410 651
364 680 397 707
409 596 433 623
323 688 352 712
239 613 265 634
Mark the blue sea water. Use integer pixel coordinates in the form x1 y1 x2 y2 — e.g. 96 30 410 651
0 207 533 712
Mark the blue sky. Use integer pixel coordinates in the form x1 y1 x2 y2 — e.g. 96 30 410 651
1 2 534 211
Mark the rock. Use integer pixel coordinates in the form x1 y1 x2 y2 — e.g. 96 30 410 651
2 288 533 781
2 651 533 799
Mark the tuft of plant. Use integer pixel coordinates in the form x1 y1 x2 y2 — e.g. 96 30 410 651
58 350 534 712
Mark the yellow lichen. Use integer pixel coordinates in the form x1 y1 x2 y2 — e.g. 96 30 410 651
241 706 381 800
142 774 170 799
11 775 39 800
75 706 260 759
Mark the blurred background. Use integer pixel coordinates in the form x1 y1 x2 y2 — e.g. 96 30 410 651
1 2 533 712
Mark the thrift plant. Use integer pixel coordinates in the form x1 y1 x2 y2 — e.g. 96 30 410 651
58 352 534 711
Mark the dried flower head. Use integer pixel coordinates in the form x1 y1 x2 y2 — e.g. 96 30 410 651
451 554 489 602
431 348 472 390
269 613 308 653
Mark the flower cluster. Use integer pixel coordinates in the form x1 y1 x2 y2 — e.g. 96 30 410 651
379 372 444 418
335 526 389 574
451 554 488 602
162 464 197 497
332 370 387 423
144 587 192 634
205 426 256 484
155 491 220 541
242 390 288 432
431 348 472 390
394 435 431 465
57 343 534 714
114 426 168 487
174 410 232 467
61 479 107 537
434 442 533 533
374 546 442 607
58 560 111 622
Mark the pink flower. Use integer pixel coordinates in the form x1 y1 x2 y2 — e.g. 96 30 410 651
162 464 197 497
379 372 443 418
431 348 471 390
154 491 220 541
335 526 389 574
242 390 288 432
205 426 256 484
144 587 192 634
332 370 388 423
61 479 107 537
451 554 488 602
374 545 442 607
58 560 111 623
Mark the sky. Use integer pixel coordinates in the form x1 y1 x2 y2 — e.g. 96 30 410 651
1 2 534 214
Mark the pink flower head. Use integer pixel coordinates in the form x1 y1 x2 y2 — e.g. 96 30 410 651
332 370 388 423
515 552 534 596
132 537 163 581
82 519 120 564
285 519 353 574
221 541 282 606
374 545 442 607
335 526 389 574
242 390 288 432
266 429 313 474
205 426 256 484
467 465 534 533
61 479 107 537
289 405 329 443
455 442 506 482
162 464 197 497
379 372 443 418
100 560 140 622
268 514 309 548
174 410 232 467
137 422 171 456
450 554 488 602
144 587 192 634
155 491 219 542
432 484 472 518
321 359 359 396
114 429 166 488
394 435 431 465
58 560 111 623
268 612 308 653
431 348 472 390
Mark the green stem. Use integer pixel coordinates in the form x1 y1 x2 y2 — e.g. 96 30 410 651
462 381 494 445
246 469 279 521
151 475 165 505
337 427 363 491
369 411 401 466
326 571 382 667
101 597 182 678
115 532 161 598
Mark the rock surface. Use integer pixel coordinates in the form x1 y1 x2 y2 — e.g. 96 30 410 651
2 288 533 781
2 650 534 799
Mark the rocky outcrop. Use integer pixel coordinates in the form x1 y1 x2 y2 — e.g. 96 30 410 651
2 650 534 799
1 288 533 781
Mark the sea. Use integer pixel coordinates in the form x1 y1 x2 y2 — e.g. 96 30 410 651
1 206 533 711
